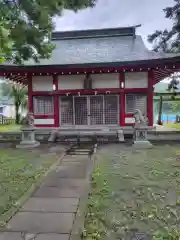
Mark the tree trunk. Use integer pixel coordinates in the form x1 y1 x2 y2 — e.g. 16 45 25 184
157 96 163 125
15 104 20 124
175 115 179 123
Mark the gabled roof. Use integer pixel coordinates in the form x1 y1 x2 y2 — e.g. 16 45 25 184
1 25 180 85
23 25 180 67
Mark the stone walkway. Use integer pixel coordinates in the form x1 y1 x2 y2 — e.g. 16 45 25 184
0 154 90 240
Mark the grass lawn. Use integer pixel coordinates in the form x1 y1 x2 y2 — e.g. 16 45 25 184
0 147 60 229
164 123 180 130
0 124 20 132
83 145 180 240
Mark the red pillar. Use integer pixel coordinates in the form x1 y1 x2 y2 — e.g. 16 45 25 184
147 71 154 126
53 75 59 127
28 74 33 112
119 72 125 126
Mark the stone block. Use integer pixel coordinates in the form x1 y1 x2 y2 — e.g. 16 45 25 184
16 127 40 149
43 177 85 188
36 234 69 240
33 186 83 198
0 232 22 240
21 197 78 213
133 140 153 149
16 141 40 149
6 212 74 233
117 130 125 142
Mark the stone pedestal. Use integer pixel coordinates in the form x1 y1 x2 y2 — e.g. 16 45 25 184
133 125 153 149
117 130 125 142
48 130 59 142
16 127 40 149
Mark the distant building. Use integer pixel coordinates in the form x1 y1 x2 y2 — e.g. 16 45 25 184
0 97 15 118
0 96 26 118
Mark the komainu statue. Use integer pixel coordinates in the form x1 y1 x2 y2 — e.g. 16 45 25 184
22 112 34 127
133 109 148 126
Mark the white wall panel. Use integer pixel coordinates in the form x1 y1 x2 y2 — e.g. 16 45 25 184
92 73 119 88
125 72 148 88
32 76 53 91
34 119 54 125
125 117 135 124
58 73 119 90
58 75 84 90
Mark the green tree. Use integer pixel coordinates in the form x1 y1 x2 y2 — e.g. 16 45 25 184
172 101 180 112
148 0 180 53
157 96 163 125
167 74 180 100
148 0 180 124
1 80 28 124
148 0 180 98
0 0 96 64
0 21 12 63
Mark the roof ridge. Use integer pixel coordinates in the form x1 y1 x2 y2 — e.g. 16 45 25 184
52 25 142 40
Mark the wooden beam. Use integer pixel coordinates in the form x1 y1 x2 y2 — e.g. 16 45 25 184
154 92 180 96
154 98 180 102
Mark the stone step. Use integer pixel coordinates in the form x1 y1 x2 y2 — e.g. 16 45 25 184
71 149 91 152
67 152 90 155
67 144 95 155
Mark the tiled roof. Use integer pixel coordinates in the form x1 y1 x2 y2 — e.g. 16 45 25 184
25 26 180 66
2 26 180 68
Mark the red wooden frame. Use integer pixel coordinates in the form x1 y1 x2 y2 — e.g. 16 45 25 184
31 88 148 96
53 75 59 127
147 71 154 126
1 58 180 87
28 75 33 112
119 72 125 126
34 115 54 119
123 89 153 126
1 61 180 75
29 73 154 127
35 125 55 128
32 94 153 127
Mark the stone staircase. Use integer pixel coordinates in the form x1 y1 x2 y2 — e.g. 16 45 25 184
66 143 96 156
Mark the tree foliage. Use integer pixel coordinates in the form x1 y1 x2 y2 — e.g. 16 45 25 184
167 74 180 96
148 0 180 53
148 1 180 96
0 0 96 64
1 80 27 124
172 101 180 112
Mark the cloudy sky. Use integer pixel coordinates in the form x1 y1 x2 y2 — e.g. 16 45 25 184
54 0 174 49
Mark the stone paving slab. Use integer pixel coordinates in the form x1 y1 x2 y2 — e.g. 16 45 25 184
1 154 91 239
61 157 87 162
0 232 69 240
50 167 87 178
6 212 74 233
36 233 69 240
0 232 21 240
55 164 87 173
57 158 86 164
42 177 85 188
21 197 78 213
33 186 84 198
61 160 85 166
48 170 86 179
55 164 86 172
62 156 87 162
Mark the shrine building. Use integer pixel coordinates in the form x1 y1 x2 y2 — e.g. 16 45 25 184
1 25 180 129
